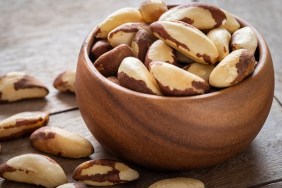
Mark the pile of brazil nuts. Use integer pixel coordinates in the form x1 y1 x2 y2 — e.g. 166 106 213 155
91 0 258 96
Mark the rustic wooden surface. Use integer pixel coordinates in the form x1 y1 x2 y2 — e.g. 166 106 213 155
0 0 282 187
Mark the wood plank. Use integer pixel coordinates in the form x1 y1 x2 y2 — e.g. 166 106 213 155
1 99 282 187
201 0 282 105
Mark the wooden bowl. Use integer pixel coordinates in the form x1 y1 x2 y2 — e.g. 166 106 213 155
75 16 274 170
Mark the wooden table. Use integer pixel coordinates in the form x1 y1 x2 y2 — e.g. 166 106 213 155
1 0 282 187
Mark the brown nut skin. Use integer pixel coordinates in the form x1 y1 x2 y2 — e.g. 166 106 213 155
131 29 154 62
94 7 144 38
90 39 112 60
207 28 231 61
145 39 176 68
53 69 76 93
150 61 210 96
159 3 226 30
231 27 258 55
139 0 168 23
0 111 49 141
150 21 219 64
94 44 134 77
72 159 139 186
118 57 162 95
30 127 94 158
0 72 49 102
209 49 256 88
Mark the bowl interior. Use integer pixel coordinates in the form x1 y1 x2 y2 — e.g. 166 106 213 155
76 7 274 169
82 16 267 101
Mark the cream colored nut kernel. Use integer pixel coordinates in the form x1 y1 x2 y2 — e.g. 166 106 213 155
150 21 218 64
139 0 168 23
209 49 256 88
207 28 231 61
108 23 148 48
94 44 134 77
231 27 258 55
95 8 144 38
57 182 87 188
53 69 76 93
145 39 176 68
159 3 226 30
118 57 162 95
150 61 210 96
0 72 49 102
149 177 205 188
0 111 49 141
0 153 67 187
73 159 139 186
30 127 94 158
131 29 154 62
184 63 214 81
176 51 194 64
220 9 240 33
91 39 112 60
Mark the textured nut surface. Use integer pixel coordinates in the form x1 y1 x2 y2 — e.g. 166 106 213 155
53 69 76 93
94 44 134 77
30 126 94 158
150 61 210 96
0 72 49 102
159 3 226 30
220 9 240 33
131 29 154 62
209 49 256 88
108 23 148 48
118 57 162 95
207 28 231 61
145 39 176 68
91 39 112 60
73 159 139 186
184 63 214 81
139 0 168 23
149 177 205 188
95 7 144 38
0 111 49 141
231 27 258 55
150 21 218 64
56 182 87 188
0 153 67 187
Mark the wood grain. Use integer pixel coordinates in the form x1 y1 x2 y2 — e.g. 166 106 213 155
200 0 282 105
1 0 282 187
1 99 282 187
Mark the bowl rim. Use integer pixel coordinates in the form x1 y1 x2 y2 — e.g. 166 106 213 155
80 11 268 101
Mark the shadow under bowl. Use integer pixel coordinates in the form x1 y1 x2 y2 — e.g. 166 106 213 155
75 15 274 170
